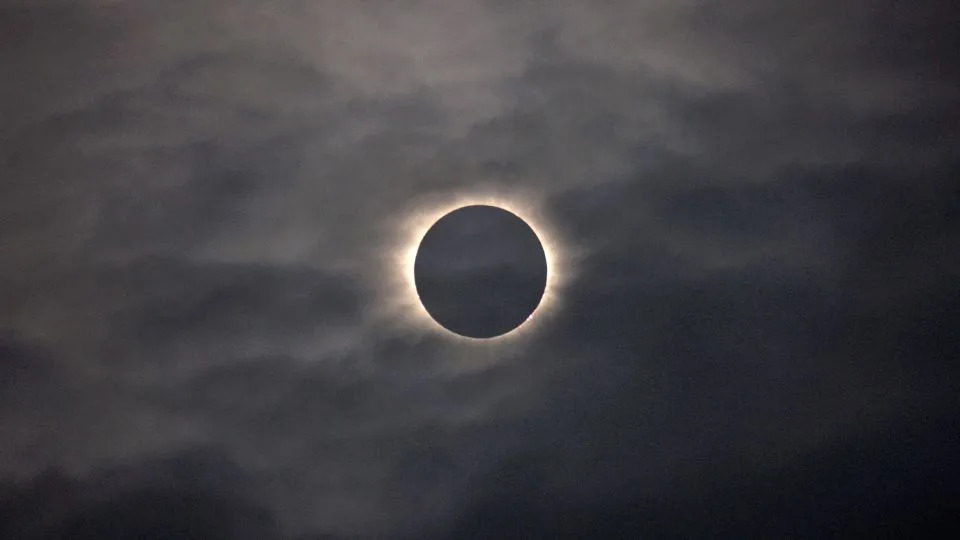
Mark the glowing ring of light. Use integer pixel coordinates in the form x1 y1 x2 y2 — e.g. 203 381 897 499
387 188 568 342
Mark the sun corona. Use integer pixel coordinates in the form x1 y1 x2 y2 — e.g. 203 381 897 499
387 189 568 341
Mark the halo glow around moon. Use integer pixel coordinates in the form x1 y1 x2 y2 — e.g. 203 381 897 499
414 205 547 338
387 189 569 342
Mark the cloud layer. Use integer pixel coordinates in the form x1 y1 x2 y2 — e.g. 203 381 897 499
2 0 958 537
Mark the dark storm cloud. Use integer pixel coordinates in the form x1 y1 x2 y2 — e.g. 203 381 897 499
2 0 958 538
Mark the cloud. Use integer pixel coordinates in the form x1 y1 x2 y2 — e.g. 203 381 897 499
443 412 960 538
430 163 960 537
1 0 958 537
0 450 282 540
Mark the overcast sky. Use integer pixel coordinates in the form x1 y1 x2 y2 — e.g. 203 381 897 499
2 1 958 538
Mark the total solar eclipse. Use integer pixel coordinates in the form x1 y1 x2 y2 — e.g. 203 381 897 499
413 205 548 339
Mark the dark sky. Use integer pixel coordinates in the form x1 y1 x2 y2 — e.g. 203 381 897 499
1 1 959 538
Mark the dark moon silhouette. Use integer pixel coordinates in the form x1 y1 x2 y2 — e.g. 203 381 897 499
414 205 548 338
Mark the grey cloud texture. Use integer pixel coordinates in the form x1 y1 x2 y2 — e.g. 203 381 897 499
2 0 958 537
